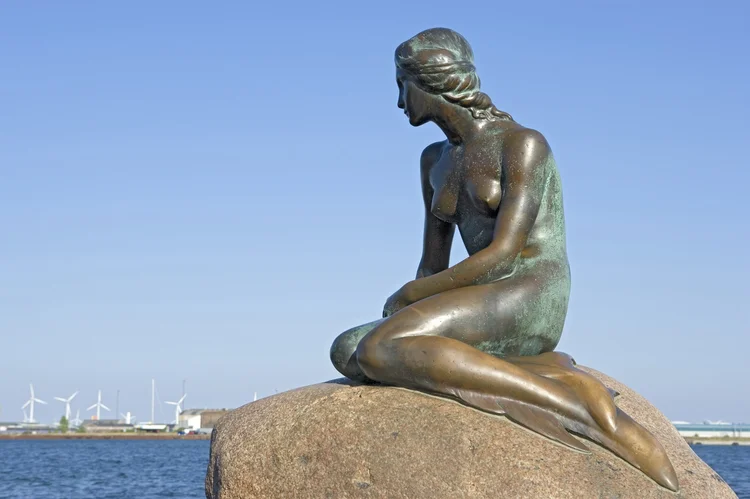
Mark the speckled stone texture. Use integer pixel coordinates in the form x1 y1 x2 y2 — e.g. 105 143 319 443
205 368 736 499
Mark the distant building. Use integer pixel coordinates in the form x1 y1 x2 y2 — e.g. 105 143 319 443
0 423 55 433
0 422 25 433
178 409 231 430
81 419 134 433
673 422 750 438
134 423 168 433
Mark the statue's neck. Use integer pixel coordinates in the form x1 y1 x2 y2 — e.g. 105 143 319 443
432 107 485 145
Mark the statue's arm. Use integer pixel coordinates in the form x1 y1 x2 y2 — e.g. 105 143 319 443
405 129 549 303
416 142 455 279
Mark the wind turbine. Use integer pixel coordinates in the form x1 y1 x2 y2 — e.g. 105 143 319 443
54 391 78 420
120 412 136 424
22 384 47 423
87 390 110 420
165 394 186 426
71 409 83 427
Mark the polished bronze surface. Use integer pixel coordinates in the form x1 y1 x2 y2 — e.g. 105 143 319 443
329 28 678 491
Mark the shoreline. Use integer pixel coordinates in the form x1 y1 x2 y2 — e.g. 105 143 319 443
2 434 747 445
685 437 750 446
0 433 210 440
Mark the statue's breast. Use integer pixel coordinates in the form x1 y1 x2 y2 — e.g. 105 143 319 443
467 176 502 216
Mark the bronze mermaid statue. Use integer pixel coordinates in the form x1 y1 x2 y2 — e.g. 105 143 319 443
329 28 678 491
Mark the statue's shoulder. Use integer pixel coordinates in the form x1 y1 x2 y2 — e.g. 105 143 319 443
420 141 447 173
503 126 551 154
501 126 552 171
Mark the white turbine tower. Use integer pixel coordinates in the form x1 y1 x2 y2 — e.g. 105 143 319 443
71 409 83 427
54 391 78 421
120 412 136 424
22 384 47 423
87 390 110 420
165 394 186 426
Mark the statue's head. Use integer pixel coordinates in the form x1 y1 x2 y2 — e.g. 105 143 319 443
395 28 512 126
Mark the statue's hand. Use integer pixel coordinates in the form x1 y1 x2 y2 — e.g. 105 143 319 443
382 284 415 318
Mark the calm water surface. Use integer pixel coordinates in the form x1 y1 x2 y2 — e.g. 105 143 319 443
692 445 749 498
0 440 747 498
0 440 209 499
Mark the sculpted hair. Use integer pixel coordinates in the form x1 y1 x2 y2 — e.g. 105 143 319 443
395 28 513 122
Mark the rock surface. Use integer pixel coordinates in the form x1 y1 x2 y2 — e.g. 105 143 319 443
205 369 736 498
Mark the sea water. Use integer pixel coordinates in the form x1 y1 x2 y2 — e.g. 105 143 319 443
0 440 747 498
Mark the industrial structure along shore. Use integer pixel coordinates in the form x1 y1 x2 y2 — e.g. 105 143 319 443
0 408 230 437
685 438 750 446
0 433 210 440
673 421 750 446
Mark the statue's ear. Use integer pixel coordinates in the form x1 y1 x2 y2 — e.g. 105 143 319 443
608 388 621 399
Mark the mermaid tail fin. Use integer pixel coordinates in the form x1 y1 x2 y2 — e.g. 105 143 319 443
449 353 678 492
506 354 619 434
581 409 679 492
501 399 590 453
453 389 506 415
453 389 590 453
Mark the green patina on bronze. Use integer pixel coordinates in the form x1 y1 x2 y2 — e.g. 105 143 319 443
328 27 679 492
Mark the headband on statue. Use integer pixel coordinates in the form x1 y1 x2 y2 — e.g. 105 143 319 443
396 47 476 76
398 60 476 76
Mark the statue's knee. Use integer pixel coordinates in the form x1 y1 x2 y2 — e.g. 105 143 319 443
355 335 386 379
330 332 354 372
330 330 370 382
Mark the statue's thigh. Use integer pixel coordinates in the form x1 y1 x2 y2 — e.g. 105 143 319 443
369 276 560 357
370 281 527 345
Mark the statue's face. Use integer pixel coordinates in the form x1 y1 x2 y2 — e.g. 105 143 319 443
397 70 430 127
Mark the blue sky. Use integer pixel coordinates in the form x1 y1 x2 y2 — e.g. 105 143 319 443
1 1 748 424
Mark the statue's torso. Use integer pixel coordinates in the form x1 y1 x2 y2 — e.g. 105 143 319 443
427 132 569 274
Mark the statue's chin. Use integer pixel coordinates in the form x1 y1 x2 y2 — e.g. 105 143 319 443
408 115 426 127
